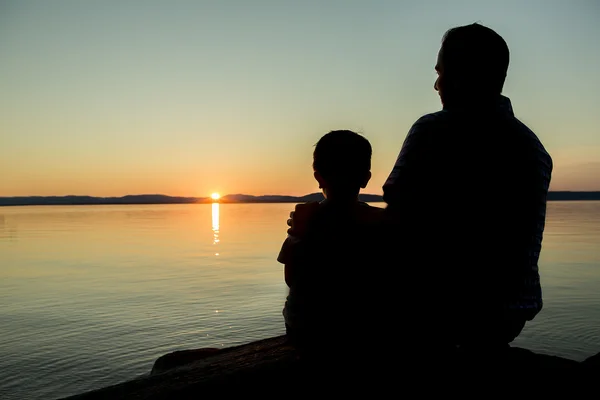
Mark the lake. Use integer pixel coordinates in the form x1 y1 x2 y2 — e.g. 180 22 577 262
1 202 599 399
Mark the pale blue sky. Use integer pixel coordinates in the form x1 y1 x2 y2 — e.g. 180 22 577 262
1 0 599 196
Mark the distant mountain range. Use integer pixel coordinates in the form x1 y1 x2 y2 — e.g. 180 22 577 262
0 192 598 206
217 193 385 203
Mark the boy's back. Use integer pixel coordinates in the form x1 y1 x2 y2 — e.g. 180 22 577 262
278 200 385 347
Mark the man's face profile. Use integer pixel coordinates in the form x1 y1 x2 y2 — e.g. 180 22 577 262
434 48 445 104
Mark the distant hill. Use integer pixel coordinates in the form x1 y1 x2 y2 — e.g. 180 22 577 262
1 192 599 206
213 193 384 203
0 195 202 206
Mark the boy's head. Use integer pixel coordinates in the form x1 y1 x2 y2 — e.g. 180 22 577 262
313 130 372 200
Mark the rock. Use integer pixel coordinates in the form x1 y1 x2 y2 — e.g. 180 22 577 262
583 351 600 366
62 336 598 399
62 336 299 399
151 347 222 375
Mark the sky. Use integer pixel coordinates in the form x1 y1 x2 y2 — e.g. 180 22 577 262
1 0 599 197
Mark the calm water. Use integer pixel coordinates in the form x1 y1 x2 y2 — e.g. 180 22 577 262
1 202 599 399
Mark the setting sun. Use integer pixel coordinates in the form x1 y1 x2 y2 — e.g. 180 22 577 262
211 193 220 200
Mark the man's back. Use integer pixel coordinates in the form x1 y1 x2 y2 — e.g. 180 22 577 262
383 97 552 337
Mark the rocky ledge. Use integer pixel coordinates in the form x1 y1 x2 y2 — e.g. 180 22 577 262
63 336 600 399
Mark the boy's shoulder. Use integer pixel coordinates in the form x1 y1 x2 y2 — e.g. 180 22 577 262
278 201 384 265
357 201 385 212
354 202 385 223
286 200 385 238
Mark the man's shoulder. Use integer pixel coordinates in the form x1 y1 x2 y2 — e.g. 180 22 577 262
404 111 451 145
396 111 449 156
411 110 450 131
511 116 543 144
510 117 553 170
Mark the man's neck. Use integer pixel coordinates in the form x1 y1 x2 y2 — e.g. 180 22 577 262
442 93 503 111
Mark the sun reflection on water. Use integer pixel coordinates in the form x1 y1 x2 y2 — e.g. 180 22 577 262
212 203 220 255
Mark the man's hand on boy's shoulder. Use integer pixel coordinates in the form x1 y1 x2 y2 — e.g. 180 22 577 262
286 201 320 237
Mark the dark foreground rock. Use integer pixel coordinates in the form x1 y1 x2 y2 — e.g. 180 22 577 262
63 336 599 399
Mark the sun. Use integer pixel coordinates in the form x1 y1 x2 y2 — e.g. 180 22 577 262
211 192 220 200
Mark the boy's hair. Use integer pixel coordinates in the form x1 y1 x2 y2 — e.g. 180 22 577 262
313 130 371 189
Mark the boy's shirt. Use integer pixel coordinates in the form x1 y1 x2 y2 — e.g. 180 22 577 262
277 200 385 331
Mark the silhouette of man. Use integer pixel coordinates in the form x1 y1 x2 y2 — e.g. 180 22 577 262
289 23 553 350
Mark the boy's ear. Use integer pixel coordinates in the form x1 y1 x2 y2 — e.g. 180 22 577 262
314 171 326 189
360 171 372 189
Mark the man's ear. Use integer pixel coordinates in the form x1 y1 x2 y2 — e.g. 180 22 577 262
314 171 326 189
360 171 372 188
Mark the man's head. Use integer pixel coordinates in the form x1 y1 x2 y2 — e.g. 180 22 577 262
313 130 372 201
434 23 509 106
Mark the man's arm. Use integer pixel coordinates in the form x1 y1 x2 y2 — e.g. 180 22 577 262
383 116 433 210
286 201 320 236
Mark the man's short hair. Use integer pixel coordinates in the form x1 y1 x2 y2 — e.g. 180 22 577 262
313 130 371 188
441 23 510 94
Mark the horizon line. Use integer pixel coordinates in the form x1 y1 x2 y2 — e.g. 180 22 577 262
1 190 600 199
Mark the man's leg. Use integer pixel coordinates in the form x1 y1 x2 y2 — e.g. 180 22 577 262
455 313 527 363
502 316 526 344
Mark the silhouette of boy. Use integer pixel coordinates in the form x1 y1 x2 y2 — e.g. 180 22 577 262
277 130 384 349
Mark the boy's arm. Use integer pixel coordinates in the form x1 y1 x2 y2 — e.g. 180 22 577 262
280 202 320 288
277 234 304 288
284 263 294 288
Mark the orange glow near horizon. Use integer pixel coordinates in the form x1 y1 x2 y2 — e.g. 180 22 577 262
2 3 600 198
